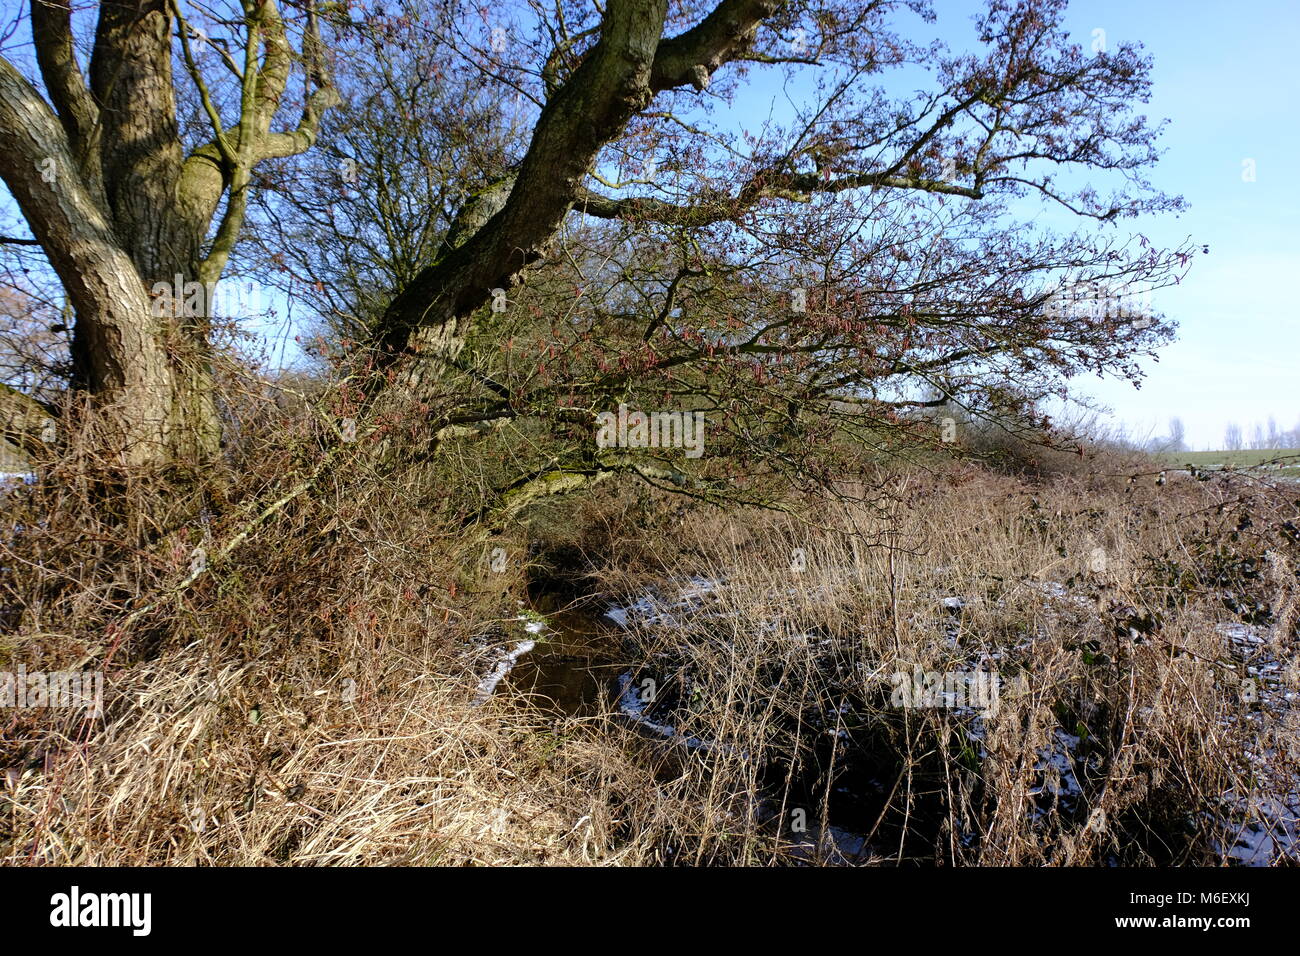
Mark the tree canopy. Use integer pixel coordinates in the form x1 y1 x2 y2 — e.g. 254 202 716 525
1 0 1191 513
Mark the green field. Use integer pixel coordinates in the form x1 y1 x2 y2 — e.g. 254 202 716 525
1156 448 1300 477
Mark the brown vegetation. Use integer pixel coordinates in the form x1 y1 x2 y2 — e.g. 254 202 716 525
4 403 1296 865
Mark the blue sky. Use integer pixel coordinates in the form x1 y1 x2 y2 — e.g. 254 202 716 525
1047 0 1300 449
709 0 1300 449
4 0 1294 450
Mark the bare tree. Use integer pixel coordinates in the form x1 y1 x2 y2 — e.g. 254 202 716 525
253 0 1191 511
368 0 1188 399
1167 416 1186 453
1224 423 1244 451
2 0 1194 512
0 0 337 469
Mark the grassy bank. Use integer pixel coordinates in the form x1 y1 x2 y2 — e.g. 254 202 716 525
3 449 1298 864
1155 448 1300 478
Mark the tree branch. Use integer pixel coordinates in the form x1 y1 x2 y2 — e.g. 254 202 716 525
649 0 786 92
575 167 981 226
375 0 673 361
30 0 105 210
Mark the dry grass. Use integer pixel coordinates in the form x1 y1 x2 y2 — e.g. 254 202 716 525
3 392 1298 865
0 383 653 865
0 465 673 865
579 467 1300 864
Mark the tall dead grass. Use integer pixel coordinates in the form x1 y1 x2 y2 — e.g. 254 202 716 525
581 467 1300 864
3 386 1297 865
0 378 656 865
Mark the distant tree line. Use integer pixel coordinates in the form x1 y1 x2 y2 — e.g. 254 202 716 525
1221 416 1299 452
1146 416 1300 453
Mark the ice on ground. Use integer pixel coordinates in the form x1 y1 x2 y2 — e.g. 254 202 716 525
614 671 740 755
605 575 722 629
471 639 537 705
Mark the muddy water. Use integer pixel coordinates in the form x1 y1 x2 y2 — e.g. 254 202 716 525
506 605 625 716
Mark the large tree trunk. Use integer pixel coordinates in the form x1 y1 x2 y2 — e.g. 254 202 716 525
372 0 779 394
88 0 221 468
3 0 334 474
0 57 176 468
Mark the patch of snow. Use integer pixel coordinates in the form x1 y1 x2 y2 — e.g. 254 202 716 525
604 575 725 630
471 639 537 705
1215 791 1300 866
614 671 740 755
1029 729 1084 818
